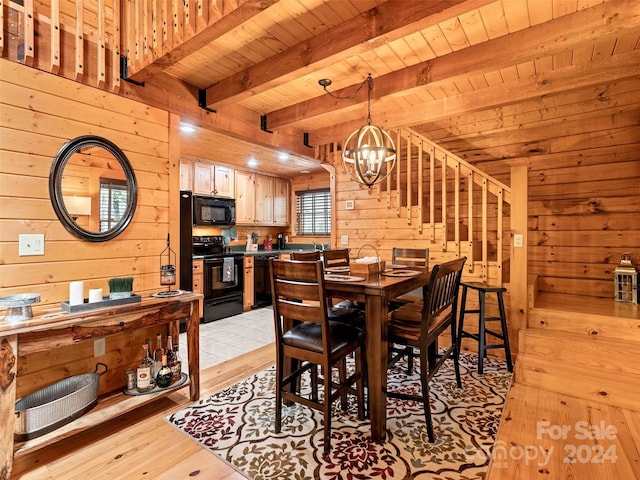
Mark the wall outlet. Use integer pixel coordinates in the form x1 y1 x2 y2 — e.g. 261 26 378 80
514 234 523 248
345 200 355 210
341 235 349 245
94 338 106 357
19 234 45 256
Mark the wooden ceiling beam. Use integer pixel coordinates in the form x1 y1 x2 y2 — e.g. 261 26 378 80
203 0 494 108
268 0 640 130
308 49 640 146
127 0 280 83
120 70 313 159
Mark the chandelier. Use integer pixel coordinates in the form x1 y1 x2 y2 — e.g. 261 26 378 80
319 74 396 187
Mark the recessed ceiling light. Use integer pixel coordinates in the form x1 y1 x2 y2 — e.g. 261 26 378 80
247 158 258 168
180 123 197 133
278 153 289 162
300 170 310 174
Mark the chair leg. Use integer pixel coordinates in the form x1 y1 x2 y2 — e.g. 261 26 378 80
275 353 283 433
355 346 365 420
419 346 435 442
456 285 468 361
323 367 333 457
451 318 462 388
338 359 348 411
497 291 514 372
478 290 487 374
310 364 318 401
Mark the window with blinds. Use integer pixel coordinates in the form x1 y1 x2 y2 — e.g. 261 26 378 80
99 179 128 232
296 189 331 235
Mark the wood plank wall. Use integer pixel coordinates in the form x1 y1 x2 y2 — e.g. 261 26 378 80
415 77 640 301
0 59 172 306
0 59 176 396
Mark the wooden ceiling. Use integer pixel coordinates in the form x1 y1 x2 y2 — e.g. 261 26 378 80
126 0 640 176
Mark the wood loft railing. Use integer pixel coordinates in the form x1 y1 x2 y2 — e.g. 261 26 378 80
2 0 234 91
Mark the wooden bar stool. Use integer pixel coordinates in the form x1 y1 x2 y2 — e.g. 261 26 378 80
457 282 513 374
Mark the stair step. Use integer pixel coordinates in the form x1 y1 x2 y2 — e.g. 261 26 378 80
516 329 640 411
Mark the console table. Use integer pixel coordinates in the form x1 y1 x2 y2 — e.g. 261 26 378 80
0 292 201 480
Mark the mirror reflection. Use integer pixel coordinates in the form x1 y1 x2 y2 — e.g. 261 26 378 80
50 136 137 242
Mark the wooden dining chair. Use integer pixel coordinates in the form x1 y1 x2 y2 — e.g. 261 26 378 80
391 247 430 305
269 258 366 455
386 256 467 442
323 248 350 268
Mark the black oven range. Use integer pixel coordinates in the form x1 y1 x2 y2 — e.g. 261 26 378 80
193 235 244 323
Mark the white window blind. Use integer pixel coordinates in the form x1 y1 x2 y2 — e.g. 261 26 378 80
99 179 128 232
296 189 331 235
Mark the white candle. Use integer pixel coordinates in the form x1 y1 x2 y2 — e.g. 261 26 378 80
69 281 84 306
89 288 103 303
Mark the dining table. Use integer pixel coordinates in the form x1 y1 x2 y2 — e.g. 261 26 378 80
323 266 431 443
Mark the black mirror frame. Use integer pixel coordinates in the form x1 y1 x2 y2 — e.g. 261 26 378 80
49 135 138 242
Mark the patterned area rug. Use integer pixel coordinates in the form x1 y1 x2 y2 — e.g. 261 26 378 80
166 352 512 479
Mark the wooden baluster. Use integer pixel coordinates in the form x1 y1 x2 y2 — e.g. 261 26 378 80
97 0 105 88
482 178 488 281
112 0 121 93
23 0 34 66
51 0 60 74
441 152 447 252
468 170 474 272
75 0 84 80
417 138 423 234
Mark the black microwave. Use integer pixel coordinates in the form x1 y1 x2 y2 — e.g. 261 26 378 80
193 195 236 226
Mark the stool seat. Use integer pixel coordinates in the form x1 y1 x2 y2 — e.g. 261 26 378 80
457 282 513 374
460 282 506 293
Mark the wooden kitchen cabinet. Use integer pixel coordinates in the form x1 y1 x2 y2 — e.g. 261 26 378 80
180 159 193 191
235 170 255 224
273 177 289 226
235 171 289 226
243 255 254 311
193 161 235 197
254 174 274 224
193 259 204 319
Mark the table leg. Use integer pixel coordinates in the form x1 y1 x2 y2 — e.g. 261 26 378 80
366 294 388 443
187 300 200 401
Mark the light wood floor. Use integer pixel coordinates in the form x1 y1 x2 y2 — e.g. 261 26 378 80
12 342 639 479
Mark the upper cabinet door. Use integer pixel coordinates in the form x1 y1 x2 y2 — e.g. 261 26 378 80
193 161 215 195
273 177 289 226
213 165 234 198
192 162 235 197
254 174 274 225
180 159 193 191
235 170 255 224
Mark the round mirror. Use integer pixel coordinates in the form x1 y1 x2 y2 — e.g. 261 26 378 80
49 135 137 242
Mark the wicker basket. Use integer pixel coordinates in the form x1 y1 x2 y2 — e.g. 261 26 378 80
351 244 385 275
15 362 108 441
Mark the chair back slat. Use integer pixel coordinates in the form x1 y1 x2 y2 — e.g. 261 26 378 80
423 257 466 326
392 247 429 268
290 251 321 261
323 249 350 268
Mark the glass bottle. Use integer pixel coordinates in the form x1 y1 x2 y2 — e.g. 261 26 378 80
165 335 175 368
171 344 182 382
155 354 173 388
136 342 154 393
152 333 164 379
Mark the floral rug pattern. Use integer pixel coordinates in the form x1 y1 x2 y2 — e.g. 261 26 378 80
167 352 512 479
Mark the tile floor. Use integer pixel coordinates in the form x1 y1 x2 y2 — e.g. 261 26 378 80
179 307 274 371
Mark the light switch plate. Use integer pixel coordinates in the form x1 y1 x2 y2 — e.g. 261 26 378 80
345 200 355 210
19 234 45 256
514 234 523 248
341 235 349 245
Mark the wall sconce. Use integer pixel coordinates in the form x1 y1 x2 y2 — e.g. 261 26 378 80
64 195 92 220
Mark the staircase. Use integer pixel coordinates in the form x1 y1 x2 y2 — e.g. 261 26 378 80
317 127 515 285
